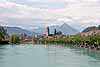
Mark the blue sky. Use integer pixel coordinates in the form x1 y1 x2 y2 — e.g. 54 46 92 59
0 0 100 31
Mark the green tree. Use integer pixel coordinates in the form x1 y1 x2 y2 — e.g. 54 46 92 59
10 34 20 44
56 31 62 35
0 26 8 41
47 27 50 36
54 29 57 35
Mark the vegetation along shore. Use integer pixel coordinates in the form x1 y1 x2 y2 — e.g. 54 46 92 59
1 24 100 51
40 25 100 50
40 34 100 50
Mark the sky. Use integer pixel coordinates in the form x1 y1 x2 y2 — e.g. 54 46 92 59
0 0 100 31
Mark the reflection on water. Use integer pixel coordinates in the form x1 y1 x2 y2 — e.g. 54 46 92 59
0 44 100 67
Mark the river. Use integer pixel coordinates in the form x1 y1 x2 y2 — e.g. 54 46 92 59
0 44 100 67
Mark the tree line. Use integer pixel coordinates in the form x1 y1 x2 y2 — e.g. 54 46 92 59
40 34 100 50
0 26 20 44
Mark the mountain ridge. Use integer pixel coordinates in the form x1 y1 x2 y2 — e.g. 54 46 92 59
82 25 100 32
4 26 37 35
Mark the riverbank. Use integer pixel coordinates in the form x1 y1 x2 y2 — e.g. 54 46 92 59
0 41 9 45
39 34 100 51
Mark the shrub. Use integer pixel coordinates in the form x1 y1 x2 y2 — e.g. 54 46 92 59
10 34 20 44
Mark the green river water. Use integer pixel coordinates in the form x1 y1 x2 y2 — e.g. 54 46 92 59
0 44 100 67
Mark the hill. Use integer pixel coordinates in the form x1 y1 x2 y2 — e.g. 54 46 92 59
4 27 37 35
82 25 100 32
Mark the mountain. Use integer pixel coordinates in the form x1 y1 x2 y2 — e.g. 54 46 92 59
34 27 45 35
4 27 37 35
50 23 79 35
34 23 79 35
82 25 100 32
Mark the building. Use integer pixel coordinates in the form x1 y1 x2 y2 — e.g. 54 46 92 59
20 34 32 41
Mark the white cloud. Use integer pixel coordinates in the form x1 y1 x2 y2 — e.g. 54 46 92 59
0 0 100 31
0 1 16 8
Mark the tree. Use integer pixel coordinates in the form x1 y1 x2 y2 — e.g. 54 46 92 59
47 27 50 36
10 34 20 44
54 29 57 35
56 31 62 35
0 26 8 41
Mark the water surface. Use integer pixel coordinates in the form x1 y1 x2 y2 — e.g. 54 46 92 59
0 44 100 67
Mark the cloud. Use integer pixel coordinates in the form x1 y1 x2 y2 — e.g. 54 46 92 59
0 13 33 19
0 0 100 31
80 18 100 24
0 1 20 8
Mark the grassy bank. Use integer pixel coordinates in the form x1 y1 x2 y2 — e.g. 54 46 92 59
40 34 100 50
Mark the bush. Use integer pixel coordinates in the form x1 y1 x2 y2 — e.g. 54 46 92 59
10 34 20 44
40 34 100 47
0 26 8 41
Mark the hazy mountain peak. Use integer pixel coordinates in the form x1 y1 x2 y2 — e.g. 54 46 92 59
34 23 79 35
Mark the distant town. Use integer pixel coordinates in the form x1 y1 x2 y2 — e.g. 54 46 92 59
0 24 100 50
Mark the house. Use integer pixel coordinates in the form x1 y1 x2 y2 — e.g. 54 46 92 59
19 34 32 41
